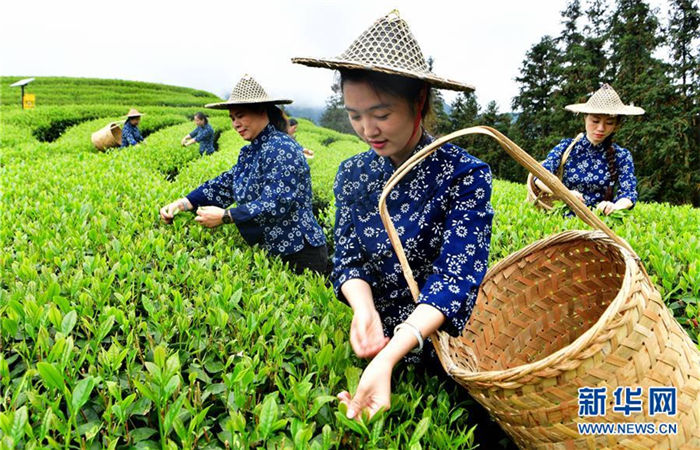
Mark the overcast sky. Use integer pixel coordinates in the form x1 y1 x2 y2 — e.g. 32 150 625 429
0 0 667 111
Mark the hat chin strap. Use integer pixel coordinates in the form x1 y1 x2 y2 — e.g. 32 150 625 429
403 89 427 151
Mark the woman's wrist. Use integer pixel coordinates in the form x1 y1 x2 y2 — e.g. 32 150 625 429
342 280 376 314
178 198 192 211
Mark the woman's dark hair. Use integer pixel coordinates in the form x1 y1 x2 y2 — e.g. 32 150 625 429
338 69 434 123
289 118 298 126
248 104 288 133
194 111 208 124
596 116 623 201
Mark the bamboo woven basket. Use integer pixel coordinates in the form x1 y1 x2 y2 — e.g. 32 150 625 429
526 171 555 210
91 121 122 151
379 126 700 449
526 133 583 211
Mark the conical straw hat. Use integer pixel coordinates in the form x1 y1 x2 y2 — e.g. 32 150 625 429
565 84 645 116
125 108 145 118
292 10 474 92
205 74 293 109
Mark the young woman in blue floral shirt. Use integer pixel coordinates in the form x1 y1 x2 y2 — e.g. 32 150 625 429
535 84 645 215
294 10 493 419
182 111 216 155
120 108 144 148
159 75 328 274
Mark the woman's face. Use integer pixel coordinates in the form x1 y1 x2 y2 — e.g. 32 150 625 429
585 114 619 145
194 116 205 127
228 106 269 141
129 117 141 126
342 79 420 165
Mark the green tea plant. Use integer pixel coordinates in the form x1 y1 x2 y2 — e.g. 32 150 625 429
1 77 697 449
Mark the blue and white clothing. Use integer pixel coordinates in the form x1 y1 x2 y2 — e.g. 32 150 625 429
331 132 493 357
186 124 326 256
189 123 216 155
542 134 638 207
121 121 143 147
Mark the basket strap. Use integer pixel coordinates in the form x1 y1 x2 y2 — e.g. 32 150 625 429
556 132 584 180
378 126 638 303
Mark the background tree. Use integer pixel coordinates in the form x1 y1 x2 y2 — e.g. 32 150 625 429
667 0 700 204
319 79 355 135
511 35 563 159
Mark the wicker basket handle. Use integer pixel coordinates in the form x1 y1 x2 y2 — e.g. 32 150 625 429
378 126 636 302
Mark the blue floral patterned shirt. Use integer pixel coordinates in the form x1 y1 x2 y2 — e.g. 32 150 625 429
189 123 216 155
331 132 494 356
542 134 638 207
186 123 326 256
121 121 143 147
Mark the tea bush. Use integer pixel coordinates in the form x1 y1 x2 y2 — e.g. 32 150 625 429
0 78 697 449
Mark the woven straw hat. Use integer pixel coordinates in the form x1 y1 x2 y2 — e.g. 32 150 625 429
125 108 144 118
292 10 474 92
565 84 645 116
205 74 292 109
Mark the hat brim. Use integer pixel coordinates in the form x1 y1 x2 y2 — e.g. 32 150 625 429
124 113 145 118
564 104 645 116
292 57 475 92
205 98 293 109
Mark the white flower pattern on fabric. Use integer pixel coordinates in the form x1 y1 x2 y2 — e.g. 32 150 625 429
331 132 493 361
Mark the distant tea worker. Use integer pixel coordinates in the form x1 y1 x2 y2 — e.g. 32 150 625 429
121 109 145 148
287 117 315 159
182 112 216 155
534 84 644 215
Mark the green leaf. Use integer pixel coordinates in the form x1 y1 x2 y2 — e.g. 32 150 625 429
131 427 157 443
37 362 65 391
71 376 96 414
61 310 77 335
163 392 187 434
409 416 431 446
258 394 279 441
11 406 28 442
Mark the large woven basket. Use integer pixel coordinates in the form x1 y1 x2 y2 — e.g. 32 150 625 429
379 126 700 449
91 121 122 151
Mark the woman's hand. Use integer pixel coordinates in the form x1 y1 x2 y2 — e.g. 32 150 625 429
596 200 616 215
160 198 190 223
194 206 225 228
337 356 392 420
570 190 585 203
597 198 633 215
350 307 390 359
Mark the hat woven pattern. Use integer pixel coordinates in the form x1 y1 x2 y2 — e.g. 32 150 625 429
205 74 292 109
229 76 270 103
565 84 645 116
339 13 429 74
292 10 475 92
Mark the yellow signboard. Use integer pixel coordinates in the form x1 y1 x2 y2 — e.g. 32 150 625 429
23 94 36 109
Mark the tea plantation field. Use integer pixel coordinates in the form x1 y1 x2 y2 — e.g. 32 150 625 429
1 77 698 449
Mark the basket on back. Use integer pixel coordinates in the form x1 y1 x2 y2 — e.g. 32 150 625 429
526 133 583 211
91 121 122 151
379 126 700 449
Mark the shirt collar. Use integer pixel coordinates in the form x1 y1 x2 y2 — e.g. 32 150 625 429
581 134 605 151
249 123 276 149
377 130 435 174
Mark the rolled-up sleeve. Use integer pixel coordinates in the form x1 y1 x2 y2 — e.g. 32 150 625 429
614 147 638 204
188 127 199 139
417 164 493 336
185 167 236 209
330 168 377 303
